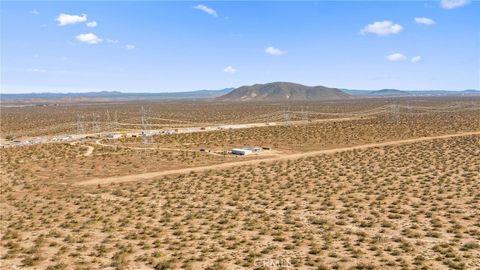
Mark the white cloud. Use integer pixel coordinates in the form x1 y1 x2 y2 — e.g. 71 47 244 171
56 13 87 26
76 33 102 44
125 44 135 50
194 4 218 17
86 21 97 27
440 0 470 9
223 66 238 74
265 46 286 56
30 68 47 73
387 53 407 62
360 20 403 36
411 56 423 63
106 39 119 44
414 17 435 25
30 10 39 15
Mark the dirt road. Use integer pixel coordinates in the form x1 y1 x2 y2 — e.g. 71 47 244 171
75 131 480 186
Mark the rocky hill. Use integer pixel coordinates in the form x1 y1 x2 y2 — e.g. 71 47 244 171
217 82 351 101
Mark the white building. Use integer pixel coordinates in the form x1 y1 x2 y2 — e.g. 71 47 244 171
231 148 253 156
231 146 262 156
108 133 123 139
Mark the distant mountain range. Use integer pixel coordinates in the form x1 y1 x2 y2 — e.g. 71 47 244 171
217 82 350 101
0 88 234 102
1 84 479 103
343 89 480 97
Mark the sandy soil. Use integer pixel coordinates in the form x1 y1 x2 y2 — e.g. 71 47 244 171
75 130 480 186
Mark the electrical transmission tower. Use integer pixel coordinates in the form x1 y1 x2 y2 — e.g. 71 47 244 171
406 102 411 113
76 114 85 134
113 111 119 132
105 110 113 132
390 104 400 123
301 105 308 121
284 105 290 125
92 113 100 133
141 106 152 146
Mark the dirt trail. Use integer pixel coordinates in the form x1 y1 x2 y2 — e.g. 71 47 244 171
75 131 480 186
82 145 94 156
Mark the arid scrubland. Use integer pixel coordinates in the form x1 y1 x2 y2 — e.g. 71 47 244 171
1 97 477 138
1 98 479 269
146 110 479 152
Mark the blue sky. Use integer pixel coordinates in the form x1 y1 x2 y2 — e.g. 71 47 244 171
1 1 478 93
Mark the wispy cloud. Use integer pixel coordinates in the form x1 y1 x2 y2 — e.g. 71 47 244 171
76 33 102 44
223 66 238 74
360 20 403 36
440 0 470 9
194 4 218 17
56 13 87 26
30 9 40 15
414 17 435 25
86 21 97 27
30 68 47 73
387 53 406 62
265 46 286 56
411 56 422 63
125 44 135 50
106 39 119 44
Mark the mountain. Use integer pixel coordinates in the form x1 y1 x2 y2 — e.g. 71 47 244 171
3 86 477 103
462 89 480 95
218 82 351 101
0 88 234 102
342 89 480 97
369 89 411 96
407 90 480 96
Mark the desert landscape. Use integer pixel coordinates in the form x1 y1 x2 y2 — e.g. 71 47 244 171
2 1 479 269
1 93 479 269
